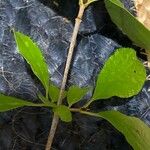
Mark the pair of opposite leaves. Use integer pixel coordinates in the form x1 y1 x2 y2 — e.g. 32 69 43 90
13 31 146 107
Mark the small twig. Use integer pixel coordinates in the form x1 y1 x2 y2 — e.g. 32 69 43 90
45 5 85 150
82 98 93 109
146 50 150 68
146 75 150 81
70 108 99 118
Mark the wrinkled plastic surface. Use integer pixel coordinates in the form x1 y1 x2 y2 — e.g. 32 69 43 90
0 0 119 99
113 80 150 126
0 0 149 149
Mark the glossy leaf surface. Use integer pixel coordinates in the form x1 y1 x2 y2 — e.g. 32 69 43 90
93 48 146 100
14 31 49 94
67 86 88 107
105 0 150 50
99 111 150 150
0 94 39 112
38 92 49 103
53 105 72 122
49 84 66 102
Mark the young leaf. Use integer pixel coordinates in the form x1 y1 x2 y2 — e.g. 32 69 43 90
105 0 150 50
49 84 66 102
38 92 49 103
67 86 88 107
14 31 49 96
0 94 41 112
93 48 146 100
98 111 150 150
53 105 72 122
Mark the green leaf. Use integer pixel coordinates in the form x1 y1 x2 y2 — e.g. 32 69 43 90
98 111 150 150
53 105 72 122
67 86 88 107
93 48 146 100
37 93 57 108
38 92 49 103
0 94 40 112
14 31 49 96
104 0 150 50
49 84 66 102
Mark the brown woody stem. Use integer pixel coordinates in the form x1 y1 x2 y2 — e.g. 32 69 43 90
146 50 150 68
45 5 85 150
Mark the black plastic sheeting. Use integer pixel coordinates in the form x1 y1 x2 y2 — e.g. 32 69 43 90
0 0 149 149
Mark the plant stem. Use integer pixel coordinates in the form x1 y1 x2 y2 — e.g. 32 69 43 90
44 86 49 100
146 50 150 68
70 108 99 118
45 5 85 150
28 102 56 108
82 98 93 108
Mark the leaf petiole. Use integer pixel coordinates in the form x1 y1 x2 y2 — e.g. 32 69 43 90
27 102 56 108
70 108 99 118
82 98 94 109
